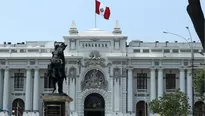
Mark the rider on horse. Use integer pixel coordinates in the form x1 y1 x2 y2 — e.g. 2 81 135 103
47 42 67 94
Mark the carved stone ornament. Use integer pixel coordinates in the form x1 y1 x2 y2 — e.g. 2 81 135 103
83 51 106 67
81 69 108 91
69 67 76 79
122 68 127 76
113 68 121 79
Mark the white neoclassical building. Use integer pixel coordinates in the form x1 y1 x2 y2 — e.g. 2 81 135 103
0 21 204 116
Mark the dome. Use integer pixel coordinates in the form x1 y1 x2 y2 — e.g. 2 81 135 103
86 28 104 32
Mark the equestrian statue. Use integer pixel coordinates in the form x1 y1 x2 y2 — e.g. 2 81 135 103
46 41 67 94
187 0 204 50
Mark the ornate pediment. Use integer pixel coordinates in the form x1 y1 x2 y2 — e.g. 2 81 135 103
81 69 108 91
83 51 106 67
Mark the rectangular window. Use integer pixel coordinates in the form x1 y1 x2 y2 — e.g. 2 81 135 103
40 49 47 53
164 49 170 53
50 49 54 52
0 49 9 52
180 49 191 53
143 49 149 53
137 73 147 89
133 49 140 53
11 49 17 53
193 49 199 53
154 61 159 66
44 73 54 88
20 49 26 53
184 62 188 66
166 74 176 89
27 49 39 52
14 73 24 91
172 49 179 53
151 49 162 52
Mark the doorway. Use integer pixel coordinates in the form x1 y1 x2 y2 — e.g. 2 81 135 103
194 101 205 116
136 101 148 116
12 98 24 116
84 93 105 116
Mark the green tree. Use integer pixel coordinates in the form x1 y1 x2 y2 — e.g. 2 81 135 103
149 89 190 116
193 68 205 100
193 68 205 115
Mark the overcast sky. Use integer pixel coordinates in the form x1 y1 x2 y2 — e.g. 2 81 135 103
0 0 204 44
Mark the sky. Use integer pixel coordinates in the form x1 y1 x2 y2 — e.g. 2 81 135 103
0 0 204 44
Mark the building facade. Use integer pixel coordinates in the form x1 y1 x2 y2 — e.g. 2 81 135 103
0 21 204 116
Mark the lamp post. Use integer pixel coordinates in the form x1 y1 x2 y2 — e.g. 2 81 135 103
163 27 195 115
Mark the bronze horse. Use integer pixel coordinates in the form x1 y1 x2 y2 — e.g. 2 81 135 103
47 42 67 94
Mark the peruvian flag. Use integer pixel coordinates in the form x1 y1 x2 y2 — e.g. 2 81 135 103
95 0 111 20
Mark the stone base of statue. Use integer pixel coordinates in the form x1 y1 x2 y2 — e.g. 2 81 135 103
42 93 73 116
0 111 9 116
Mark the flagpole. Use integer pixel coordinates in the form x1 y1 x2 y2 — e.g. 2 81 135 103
95 0 97 28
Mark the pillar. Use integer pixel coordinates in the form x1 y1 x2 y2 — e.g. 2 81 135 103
69 78 75 111
157 68 163 98
25 68 32 111
150 68 156 116
150 68 156 100
3 69 9 110
114 78 120 112
179 69 185 93
0 69 3 109
187 69 193 114
33 68 39 111
127 68 133 113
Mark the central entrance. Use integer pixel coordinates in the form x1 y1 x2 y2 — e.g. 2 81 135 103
84 93 105 116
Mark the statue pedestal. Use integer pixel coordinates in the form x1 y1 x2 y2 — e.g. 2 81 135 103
0 111 9 116
42 93 73 116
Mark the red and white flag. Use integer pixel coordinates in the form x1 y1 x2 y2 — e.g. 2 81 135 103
95 0 111 20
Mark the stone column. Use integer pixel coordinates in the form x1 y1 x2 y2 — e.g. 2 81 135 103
114 78 120 112
157 68 163 98
187 69 193 114
33 68 39 111
69 78 75 111
0 69 3 109
179 69 185 93
110 73 114 112
150 68 156 116
25 68 32 111
150 68 156 100
127 68 133 113
3 68 9 110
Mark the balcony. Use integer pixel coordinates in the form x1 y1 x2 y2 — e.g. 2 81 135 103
165 89 175 93
14 88 24 91
135 89 149 97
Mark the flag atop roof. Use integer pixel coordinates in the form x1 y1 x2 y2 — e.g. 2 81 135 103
95 0 111 20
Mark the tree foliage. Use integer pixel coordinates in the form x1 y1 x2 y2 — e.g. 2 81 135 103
193 68 205 115
149 89 190 116
193 68 205 100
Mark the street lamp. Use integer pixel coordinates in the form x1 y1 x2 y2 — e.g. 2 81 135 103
163 27 195 115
